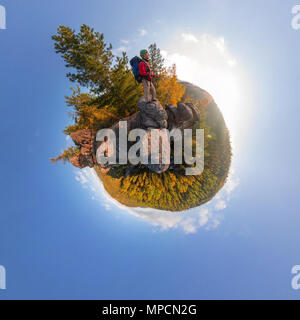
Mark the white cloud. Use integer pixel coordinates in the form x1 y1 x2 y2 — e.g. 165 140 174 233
224 169 240 195
114 46 127 53
65 134 73 148
160 50 167 58
181 33 198 43
198 208 210 227
75 170 88 186
213 36 225 53
112 45 130 56
139 28 147 36
120 39 129 44
215 200 227 211
227 59 237 67
181 217 197 234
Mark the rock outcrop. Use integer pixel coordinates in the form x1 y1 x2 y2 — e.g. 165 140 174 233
69 99 200 173
138 99 168 129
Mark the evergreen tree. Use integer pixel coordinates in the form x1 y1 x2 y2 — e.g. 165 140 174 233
52 24 113 95
50 146 80 164
148 43 166 87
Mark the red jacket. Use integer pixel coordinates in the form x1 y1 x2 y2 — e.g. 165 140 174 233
138 60 155 81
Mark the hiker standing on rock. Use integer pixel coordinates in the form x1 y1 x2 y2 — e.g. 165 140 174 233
129 49 157 103
138 49 157 103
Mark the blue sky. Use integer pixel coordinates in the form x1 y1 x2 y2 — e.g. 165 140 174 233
1 0 300 299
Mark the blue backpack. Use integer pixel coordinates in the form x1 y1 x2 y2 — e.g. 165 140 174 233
130 56 143 83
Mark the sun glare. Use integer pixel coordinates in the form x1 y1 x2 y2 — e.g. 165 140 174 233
162 33 251 151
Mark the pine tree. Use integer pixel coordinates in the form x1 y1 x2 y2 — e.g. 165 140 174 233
52 24 113 96
50 146 80 164
148 43 166 87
